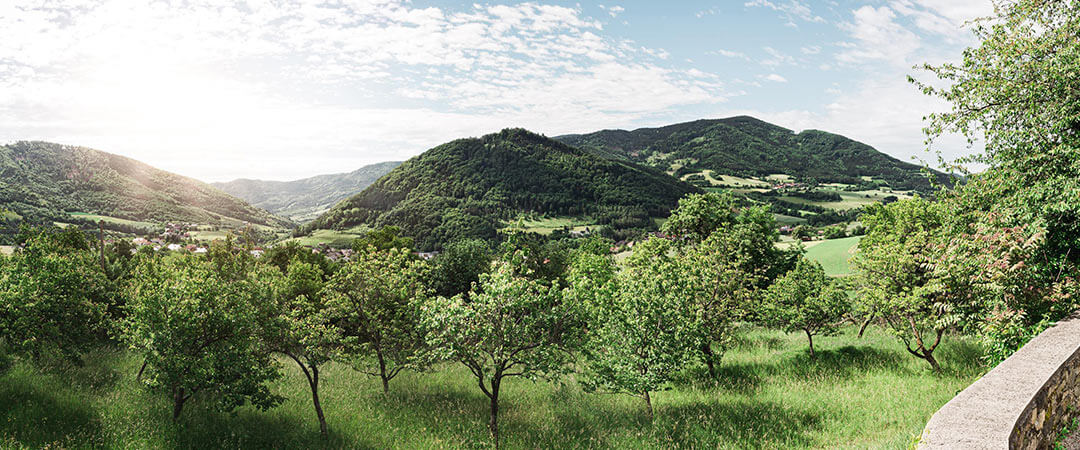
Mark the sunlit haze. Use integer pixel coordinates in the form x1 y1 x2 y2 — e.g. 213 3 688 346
0 0 993 182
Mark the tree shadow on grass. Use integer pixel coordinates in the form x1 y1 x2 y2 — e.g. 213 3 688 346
936 338 987 378
174 403 363 450
784 345 907 380
658 399 826 449
0 368 104 448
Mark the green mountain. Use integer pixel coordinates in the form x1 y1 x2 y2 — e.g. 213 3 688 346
0 141 291 230
302 128 700 250
555 116 947 191
212 161 402 223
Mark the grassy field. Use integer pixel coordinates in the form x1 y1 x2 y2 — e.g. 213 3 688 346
284 229 367 248
779 190 913 212
67 212 158 229
0 246 13 256
0 325 981 449
804 236 862 276
503 217 596 236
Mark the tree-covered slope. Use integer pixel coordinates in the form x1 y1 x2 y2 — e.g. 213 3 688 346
212 161 402 222
303 129 700 250
0 141 290 228
556 116 948 191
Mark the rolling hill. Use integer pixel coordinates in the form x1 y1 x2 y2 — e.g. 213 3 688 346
212 161 402 222
301 128 700 250
555 116 949 191
0 141 291 231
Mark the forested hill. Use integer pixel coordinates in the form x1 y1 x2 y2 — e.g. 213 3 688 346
0 141 291 228
555 116 949 191
212 161 402 222
302 129 701 250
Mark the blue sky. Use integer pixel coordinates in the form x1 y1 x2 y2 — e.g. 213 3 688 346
0 0 992 181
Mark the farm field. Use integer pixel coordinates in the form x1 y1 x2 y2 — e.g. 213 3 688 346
504 216 596 235
67 212 158 229
0 325 982 449
284 229 367 247
805 236 862 277
780 190 914 211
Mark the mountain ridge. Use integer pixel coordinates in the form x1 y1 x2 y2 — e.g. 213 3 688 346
302 128 700 250
0 141 291 231
212 161 402 222
555 116 949 191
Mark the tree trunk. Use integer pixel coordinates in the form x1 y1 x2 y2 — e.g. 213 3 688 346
858 315 873 338
376 348 390 395
701 343 717 379
489 377 501 448
309 365 328 436
805 329 816 358
172 387 186 421
923 351 941 372
643 391 654 423
136 360 147 381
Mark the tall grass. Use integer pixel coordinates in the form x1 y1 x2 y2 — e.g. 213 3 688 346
0 325 984 449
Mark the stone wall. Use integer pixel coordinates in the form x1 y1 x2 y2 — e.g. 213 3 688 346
919 312 1080 449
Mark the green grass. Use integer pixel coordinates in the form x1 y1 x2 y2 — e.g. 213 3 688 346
0 326 982 449
284 229 366 248
502 217 597 236
804 236 862 276
67 212 158 229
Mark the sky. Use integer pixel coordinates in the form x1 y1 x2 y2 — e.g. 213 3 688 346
0 0 994 182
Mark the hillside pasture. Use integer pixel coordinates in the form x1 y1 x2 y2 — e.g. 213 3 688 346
780 189 913 211
68 212 158 230
804 236 862 277
0 245 12 255
503 216 597 235
0 325 982 449
284 229 367 248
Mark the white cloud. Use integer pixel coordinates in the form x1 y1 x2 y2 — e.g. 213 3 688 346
763 73 788 83
0 0 729 181
745 0 826 26
709 49 750 60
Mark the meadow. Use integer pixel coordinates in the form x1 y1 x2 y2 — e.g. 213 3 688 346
804 236 862 277
0 325 982 449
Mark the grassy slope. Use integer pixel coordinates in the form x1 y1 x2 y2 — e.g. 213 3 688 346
804 236 863 277
0 141 290 229
0 325 982 449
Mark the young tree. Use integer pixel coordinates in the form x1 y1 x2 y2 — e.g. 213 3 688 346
852 198 956 371
427 238 492 298
660 192 738 242
914 0 1080 361
680 205 799 377
327 246 429 394
124 255 281 420
0 227 109 361
763 257 850 357
581 238 697 421
261 258 340 436
422 254 578 447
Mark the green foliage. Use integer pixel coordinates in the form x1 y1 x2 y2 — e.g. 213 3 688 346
0 227 110 361
0 141 291 233
123 254 282 419
580 238 698 421
326 246 430 394
763 257 850 357
427 238 493 298
912 0 1080 362
852 198 955 371
421 254 579 445
304 129 698 251
557 116 949 191
350 225 415 253
261 257 339 435
660 192 738 242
